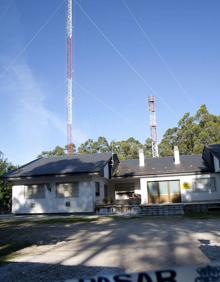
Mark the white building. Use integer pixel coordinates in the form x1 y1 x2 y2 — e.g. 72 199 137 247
3 144 220 214
4 153 117 214
111 145 220 205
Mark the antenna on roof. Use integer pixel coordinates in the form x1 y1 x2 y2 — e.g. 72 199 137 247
148 96 159 158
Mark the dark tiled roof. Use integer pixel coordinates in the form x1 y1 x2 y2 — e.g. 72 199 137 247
204 144 220 159
4 152 113 179
114 155 211 178
202 144 220 170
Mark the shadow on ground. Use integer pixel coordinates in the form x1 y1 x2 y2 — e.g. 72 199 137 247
1 216 220 281
0 261 124 282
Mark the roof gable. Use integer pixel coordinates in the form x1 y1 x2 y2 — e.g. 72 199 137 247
203 144 220 171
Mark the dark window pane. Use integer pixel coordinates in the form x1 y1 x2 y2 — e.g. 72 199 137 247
95 182 100 197
104 184 108 198
193 178 216 192
148 182 158 195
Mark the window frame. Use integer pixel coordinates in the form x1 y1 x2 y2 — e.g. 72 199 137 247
25 184 46 199
147 180 181 203
95 182 100 197
192 177 216 193
56 182 79 198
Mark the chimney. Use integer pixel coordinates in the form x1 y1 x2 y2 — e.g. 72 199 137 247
174 146 180 165
139 149 145 167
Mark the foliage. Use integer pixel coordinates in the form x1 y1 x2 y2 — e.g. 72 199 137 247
37 105 220 159
38 144 76 158
0 153 16 212
143 138 153 158
110 137 143 160
78 137 110 154
159 105 220 156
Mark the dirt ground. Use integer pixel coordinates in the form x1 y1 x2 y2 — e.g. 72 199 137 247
1 215 220 281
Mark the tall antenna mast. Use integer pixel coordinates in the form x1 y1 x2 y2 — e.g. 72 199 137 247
148 96 159 158
67 0 73 154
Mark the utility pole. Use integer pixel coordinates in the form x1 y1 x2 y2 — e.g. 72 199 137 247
148 96 159 158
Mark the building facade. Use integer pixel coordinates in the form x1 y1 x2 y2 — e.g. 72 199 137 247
3 145 220 214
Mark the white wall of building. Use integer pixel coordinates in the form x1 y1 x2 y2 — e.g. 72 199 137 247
140 173 220 205
103 163 110 179
214 156 220 172
92 177 108 205
12 180 96 214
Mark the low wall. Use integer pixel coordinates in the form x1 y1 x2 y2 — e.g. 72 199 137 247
96 202 220 216
96 205 141 215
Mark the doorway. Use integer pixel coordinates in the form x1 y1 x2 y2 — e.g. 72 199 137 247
147 180 181 204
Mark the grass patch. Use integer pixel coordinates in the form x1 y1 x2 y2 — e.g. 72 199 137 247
35 216 98 225
0 216 99 228
0 221 33 228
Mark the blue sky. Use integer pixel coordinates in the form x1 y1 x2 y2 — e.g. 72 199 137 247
0 0 220 165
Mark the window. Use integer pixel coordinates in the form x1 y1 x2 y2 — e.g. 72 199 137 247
193 178 216 192
95 182 100 197
147 182 158 196
115 182 134 191
104 184 108 198
147 180 181 203
169 180 180 194
25 184 45 199
65 201 71 207
158 181 168 195
56 182 79 198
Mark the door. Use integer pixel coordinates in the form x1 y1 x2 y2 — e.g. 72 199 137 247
147 180 181 204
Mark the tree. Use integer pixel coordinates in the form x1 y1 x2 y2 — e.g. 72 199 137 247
78 139 98 154
38 144 76 158
159 105 220 156
96 137 111 153
0 152 16 212
78 137 110 154
143 138 153 158
37 104 220 158
110 137 142 160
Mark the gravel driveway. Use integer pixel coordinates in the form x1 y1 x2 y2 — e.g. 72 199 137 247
1 216 220 281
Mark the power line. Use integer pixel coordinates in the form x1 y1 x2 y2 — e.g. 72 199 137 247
76 81 133 125
121 0 195 107
75 0 178 118
0 0 65 79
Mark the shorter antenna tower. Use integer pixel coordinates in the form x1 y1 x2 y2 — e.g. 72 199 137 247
148 96 159 158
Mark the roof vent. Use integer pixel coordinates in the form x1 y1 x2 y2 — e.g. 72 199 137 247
139 149 145 167
174 146 180 165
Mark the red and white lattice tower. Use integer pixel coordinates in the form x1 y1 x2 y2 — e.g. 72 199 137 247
67 0 73 154
148 96 159 158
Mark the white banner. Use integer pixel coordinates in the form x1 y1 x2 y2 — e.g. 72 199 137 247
67 264 220 282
